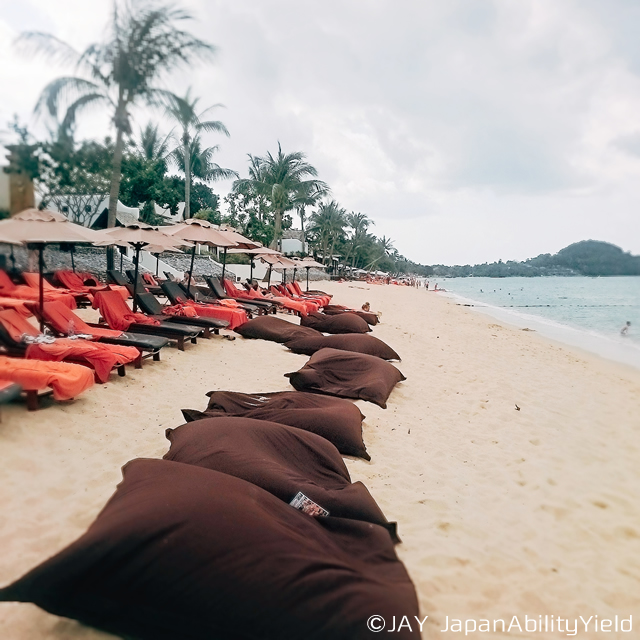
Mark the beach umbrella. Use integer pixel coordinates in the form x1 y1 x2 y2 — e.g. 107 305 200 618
163 219 236 297
228 245 281 283
258 254 297 288
291 256 326 291
104 224 189 312
216 227 260 281
0 208 120 330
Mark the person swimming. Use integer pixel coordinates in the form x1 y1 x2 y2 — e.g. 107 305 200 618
621 321 631 336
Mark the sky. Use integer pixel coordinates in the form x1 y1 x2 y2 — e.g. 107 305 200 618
2 0 640 265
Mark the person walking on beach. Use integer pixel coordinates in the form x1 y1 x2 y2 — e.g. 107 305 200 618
621 321 631 336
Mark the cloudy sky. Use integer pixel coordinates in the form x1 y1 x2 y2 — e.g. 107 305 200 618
2 0 640 265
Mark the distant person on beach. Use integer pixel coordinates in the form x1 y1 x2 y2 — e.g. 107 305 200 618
362 302 370 312
621 321 631 336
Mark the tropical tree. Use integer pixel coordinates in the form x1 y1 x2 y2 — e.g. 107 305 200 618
170 135 237 185
307 200 347 266
135 122 172 164
233 143 328 249
342 211 373 267
165 89 230 219
18 1 215 267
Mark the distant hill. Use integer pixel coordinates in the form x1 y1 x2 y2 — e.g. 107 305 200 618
429 241 640 278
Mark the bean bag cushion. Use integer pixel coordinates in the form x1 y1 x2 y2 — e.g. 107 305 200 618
300 311 371 334
182 390 370 460
285 348 406 408
323 305 379 326
0 459 419 640
234 315 322 343
164 417 397 541
285 333 400 361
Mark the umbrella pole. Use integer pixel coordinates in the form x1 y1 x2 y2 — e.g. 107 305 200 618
187 245 196 299
306 267 310 292
120 250 123 273
250 259 254 284
221 247 228 281
70 246 76 273
38 245 45 333
282 269 286 285
267 265 272 287
132 245 141 313
156 255 159 277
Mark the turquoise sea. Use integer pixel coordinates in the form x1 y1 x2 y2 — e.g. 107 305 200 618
436 276 640 370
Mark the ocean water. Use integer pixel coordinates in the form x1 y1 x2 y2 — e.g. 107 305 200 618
435 276 640 370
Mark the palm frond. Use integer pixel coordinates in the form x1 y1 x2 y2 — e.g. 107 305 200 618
34 76 105 118
14 31 80 65
196 120 230 137
60 93 109 131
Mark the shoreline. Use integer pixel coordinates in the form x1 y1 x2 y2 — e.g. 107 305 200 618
1 281 639 638
438 282 640 372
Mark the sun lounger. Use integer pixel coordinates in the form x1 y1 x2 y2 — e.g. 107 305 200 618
106 269 131 288
0 269 77 309
268 285 317 314
135 291 229 338
0 309 140 383
34 300 168 364
0 355 94 410
285 283 330 306
225 279 308 316
92 290 202 351
181 281 263 317
161 281 248 331
273 284 321 312
205 277 275 315
21 272 91 307
291 280 332 298
55 270 129 301
125 270 164 297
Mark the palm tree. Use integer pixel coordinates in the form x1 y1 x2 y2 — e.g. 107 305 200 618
295 181 329 250
308 200 347 265
171 135 237 184
135 122 172 164
343 211 373 267
234 143 329 249
18 2 215 267
165 88 230 218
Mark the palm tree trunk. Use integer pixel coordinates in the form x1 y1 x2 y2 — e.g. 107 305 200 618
106 116 125 270
183 134 191 219
272 208 282 250
299 207 306 252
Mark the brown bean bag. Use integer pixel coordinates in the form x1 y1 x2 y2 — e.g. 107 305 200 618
234 315 322 342
285 333 400 360
323 305 379 326
182 390 370 460
300 311 371 334
285 348 406 408
0 459 419 640
164 417 397 541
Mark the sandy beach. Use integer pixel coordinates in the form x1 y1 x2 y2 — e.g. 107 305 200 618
1 280 640 639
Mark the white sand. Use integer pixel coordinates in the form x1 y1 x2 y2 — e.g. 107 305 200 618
1 281 639 639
